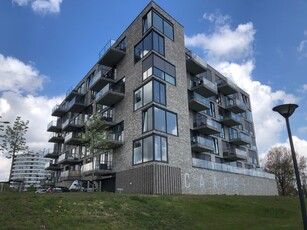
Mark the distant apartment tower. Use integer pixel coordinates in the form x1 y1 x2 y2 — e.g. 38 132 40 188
10 152 51 190
46 2 277 195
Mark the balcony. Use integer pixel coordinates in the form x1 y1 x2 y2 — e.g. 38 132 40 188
191 77 218 98
62 119 83 132
95 83 125 106
89 68 116 92
193 117 221 135
220 112 242 126
81 162 113 177
51 104 67 117
65 86 85 101
188 91 210 112
58 152 80 165
98 39 126 67
185 49 207 75
225 97 247 114
217 78 238 95
44 149 61 159
45 163 62 171
47 120 62 132
191 135 214 153
48 133 64 143
101 114 115 126
60 170 81 181
66 96 87 113
223 147 247 160
64 132 81 145
229 132 251 145
191 158 275 179
106 132 124 149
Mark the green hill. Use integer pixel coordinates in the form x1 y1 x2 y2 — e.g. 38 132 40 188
0 192 303 229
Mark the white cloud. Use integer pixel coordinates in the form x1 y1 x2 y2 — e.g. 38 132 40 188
297 30 307 58
0 53 63 181
185 12 300 156
12 0 62 14
203 12 230 25
0 54 45 94
185 21 255 62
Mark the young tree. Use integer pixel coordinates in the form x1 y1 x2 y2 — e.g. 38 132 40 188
263 146 307 196
0 116 30 182
79 114 109 191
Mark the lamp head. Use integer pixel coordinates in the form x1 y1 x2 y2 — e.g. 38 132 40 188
272 104 298 119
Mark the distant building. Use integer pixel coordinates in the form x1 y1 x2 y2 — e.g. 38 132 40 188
10 152 51 190
46 1 278 195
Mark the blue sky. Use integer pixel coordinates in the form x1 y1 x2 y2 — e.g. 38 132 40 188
1 0 307 180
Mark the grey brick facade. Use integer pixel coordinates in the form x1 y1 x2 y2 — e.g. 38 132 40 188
46 1 278 196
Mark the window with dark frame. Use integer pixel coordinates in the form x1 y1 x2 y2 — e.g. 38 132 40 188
133 134 168 165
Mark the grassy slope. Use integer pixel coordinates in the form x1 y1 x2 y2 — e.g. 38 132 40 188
0 192 303 230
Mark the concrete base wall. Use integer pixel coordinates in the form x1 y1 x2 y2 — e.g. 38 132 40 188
181 168 278 195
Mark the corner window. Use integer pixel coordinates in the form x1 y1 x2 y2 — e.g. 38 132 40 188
134 79 166 110
142 53 176 85
133 134 168 165
134 31 164 63
143 10 174 40
142 106 178 136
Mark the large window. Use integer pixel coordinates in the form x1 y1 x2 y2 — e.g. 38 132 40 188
142 106 178 136
134 79 166 110
133 134 168 165
134 31 165 62
142 53 176 85
143 10 174 40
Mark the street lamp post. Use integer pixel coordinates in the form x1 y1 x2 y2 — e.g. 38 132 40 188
273 104 307 229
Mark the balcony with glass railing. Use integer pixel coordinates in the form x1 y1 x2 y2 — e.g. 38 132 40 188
66 96 87 113
220 112 242 126
217 78 238 95
62 118 83 132
95 82 125 106
58 152 79 165
47 120 62 132
188 91 210 112
223 146 247 160
65 86 85 102
229 131 251 145
225 97 248 114
98 39 126 67
51 104 67 117
64 132 81 146
59 170 81 181
192 158 275 179
45 162 62 171
44 148 61 159
193 115 222 135
191 76 218 98
48 133 64 143
191 135 214 153
81 161 113 176
185 49 207 75
89 68 116 92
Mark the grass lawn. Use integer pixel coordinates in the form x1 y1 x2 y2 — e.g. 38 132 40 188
0 192 304 230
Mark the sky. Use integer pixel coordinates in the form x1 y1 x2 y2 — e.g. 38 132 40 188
1 0 307 181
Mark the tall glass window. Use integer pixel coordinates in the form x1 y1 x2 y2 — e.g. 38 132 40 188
142 53 176 85
143 10 174 40
142 106 178 136
134 79 166 110
133 134 168 165
134 31 164 62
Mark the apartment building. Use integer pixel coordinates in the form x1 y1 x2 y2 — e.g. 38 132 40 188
46 1 277 195
10 152 51 191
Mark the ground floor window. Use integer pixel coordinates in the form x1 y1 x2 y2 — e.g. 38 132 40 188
133 134 168 165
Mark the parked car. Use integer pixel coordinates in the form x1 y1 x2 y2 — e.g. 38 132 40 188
35 188 47 193
47 186 70 193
